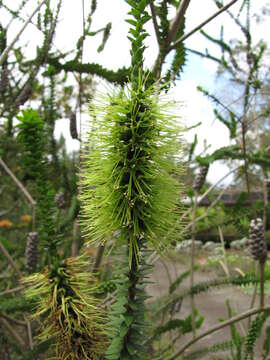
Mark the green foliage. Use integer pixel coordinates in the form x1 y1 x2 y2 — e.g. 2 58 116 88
91 0 97 15
22 339 52 360
16 109 58 265
47 56 129 85
159 272 268 316
226 299 243 359
0 295 36 313
16 109 44 181
59 194 80 231
263 325 270 359
97 22 112 52
154 309 204 337
125 0 151 86
4 1 270 359
169 266 198 294
222 193 253 235
165 20 186 82
105 246 152 360
188 134 198 161
157 0 170 43
196 145 242 166
195 143 270 170
244 310 270 359
213 108 237 139
183 338 245 360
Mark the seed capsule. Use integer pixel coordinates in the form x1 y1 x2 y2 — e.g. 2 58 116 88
0 67 8 95
25 232 39 273
15 85 32 107
249 218 267 263
70 112 78 139
193 165 209 192
264 179 270 202
55 192 66 209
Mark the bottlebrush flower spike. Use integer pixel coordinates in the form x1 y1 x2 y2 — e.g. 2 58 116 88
80 75 183 265
22 255 107 359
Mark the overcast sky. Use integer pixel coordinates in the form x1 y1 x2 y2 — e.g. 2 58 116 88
2 0 267 184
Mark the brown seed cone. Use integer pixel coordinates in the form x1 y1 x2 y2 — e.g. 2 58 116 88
25 232 39 273
54 191 66 209
70 112 78 139
265 179 270 202
193 165 209 192
0 68 8 95
15 85 32 107
249 218 267 263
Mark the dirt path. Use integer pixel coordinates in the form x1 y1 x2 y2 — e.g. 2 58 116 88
147 254 270 360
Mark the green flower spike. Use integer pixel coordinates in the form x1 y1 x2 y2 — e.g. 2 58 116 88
80 74 183 266
22 255 107 360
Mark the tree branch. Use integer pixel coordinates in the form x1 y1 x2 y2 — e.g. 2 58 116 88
0 157 36 207
0 313 26 327
167 306 270 360
0 0 47 66
167 0 192 45
0 285 24 296
149 1 161 46
0 317 26 348
0 242 22 280
171 0 239 49
151 0 192 78
47 57 129 84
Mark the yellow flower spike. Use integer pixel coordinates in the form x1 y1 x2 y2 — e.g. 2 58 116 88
22 255 107 359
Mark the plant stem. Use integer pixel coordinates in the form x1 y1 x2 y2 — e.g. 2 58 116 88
171 0 239 48
218 226 230 277
152 0 191 78
167 306 270 360
0 242 22 280
0 0 47 66
0 285 24 296
190 190 198 338
0 317 26 348
24 315 33 350
260 260 265 309
241 120 250 194
0 313 26 327
71 219 79 257
149 0 161 46
122 241 140 353
0 157 36 207
248 262 258 328
167 0 191 45
92 245 105 274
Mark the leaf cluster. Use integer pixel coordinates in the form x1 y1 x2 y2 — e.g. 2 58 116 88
105 248 151 360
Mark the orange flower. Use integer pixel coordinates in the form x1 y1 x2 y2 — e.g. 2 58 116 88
21 214 31 223
0 219 12 228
